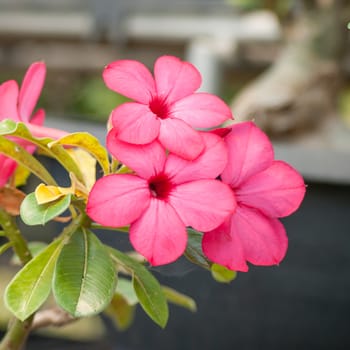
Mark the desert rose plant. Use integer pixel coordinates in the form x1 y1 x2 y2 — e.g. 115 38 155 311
0 56 305 350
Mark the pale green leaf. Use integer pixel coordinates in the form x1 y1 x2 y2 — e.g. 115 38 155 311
11 241 48 265
116 278 138 306
108 248 168 328
5 239 63 321
162 286 197 312
105 294 136 331
53 228 116 317
0 119 84 183
211 263 237 283
0 134 56 185
51 132 110 175
20 192 71 226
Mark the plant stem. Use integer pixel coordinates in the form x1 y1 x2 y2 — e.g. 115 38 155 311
0 316 33 350
0 209 32 265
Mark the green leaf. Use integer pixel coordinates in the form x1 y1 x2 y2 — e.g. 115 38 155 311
5 239 63 321
162 286 197 312
211 263 237 283
0 135 56 185
185 228 211 270
20 192 71 226
105 294 136 331
51 132 110 175
53 228 116 317
108 248 168 328
0 119 84 184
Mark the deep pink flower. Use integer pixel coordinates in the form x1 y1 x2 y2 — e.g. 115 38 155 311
0 62 67 187
202 122 306 272
87 132 236 265
103 55 232 160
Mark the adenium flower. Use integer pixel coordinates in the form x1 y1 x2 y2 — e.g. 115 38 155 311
103 55 232 160
202 122 306 272
87 131 236 265
0 62 67 187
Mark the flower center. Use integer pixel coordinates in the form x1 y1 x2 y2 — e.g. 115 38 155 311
149 97 169 119
148 173 173 199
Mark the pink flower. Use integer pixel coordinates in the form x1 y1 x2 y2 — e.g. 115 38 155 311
0 62 67 187
202 122 306 272
87 132 236 265
103 55 232 160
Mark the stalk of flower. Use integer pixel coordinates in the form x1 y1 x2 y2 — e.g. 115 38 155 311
203 122 306 272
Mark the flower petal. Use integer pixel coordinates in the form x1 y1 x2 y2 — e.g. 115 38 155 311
0 80 19 121
169 180 236 232
103 60 156 104
154 56 201 102
237 160 306 218
130 198 187 265
107 129 166 179
159 118 204 160
202 205 288 272
18 62 46 122
221 122 274 187
170 93 232 128
110 102 160 144
165 132 228 183
29 108 45 126
0 155 17 187
86 174 150 227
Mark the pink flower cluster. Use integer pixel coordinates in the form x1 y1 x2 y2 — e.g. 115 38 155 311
87 56 306 272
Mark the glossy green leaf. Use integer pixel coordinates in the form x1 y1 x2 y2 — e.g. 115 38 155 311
185 228 211 270
51 132 110 175
109 248 168 328
5 239 63 321
0 119 84 183
0 135 56 185
211 263 237 283
20 192 71 226
162 286 197 312
53 228 116 317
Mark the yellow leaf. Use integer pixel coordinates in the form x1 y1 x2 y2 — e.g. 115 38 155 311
35 184 74 205
67 148 96 191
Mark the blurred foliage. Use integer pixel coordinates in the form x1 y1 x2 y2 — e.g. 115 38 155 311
70 77 129 122
338 86 350 127
226 0 293 18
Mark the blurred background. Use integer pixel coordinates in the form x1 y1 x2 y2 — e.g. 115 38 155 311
0 0 350 349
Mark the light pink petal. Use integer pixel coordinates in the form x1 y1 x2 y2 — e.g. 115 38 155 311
159 118 204 160
110 102 160 144
18 62 46 122
103 60 156 104
107 129 166 179
0 80 19 121
130 198 187 265
221 121 274 187
154 56 201 103
165 132 228 184
27 123 68 139
86 174 150 227
170 93 232 128
0 155 17 187
237 160 306 218
29 108 45 126
202 205 288 272
169 180 236 232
